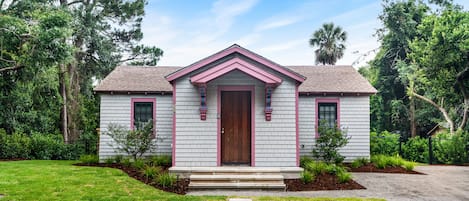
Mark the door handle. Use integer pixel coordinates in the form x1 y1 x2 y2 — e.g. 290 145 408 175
221 127 225 134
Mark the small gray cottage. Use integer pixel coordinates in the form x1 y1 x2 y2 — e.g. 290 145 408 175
94 44 376 172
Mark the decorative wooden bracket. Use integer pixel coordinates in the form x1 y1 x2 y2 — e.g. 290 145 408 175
199 85 207 120
265 86 273 121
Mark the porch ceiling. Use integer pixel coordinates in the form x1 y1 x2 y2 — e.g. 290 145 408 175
190 57 282 86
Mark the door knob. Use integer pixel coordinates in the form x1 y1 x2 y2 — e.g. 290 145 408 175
221 127 225 134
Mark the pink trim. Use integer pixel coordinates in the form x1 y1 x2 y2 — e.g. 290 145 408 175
166 45 305 83
217 86 255 167
295 84 300 167
315 98 340 138
191 58 282 85
130 98 156 131
171 84 176 167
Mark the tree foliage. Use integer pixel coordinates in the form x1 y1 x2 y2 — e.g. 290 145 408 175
106 121 156 160
309 22 347 65
312 122 350 164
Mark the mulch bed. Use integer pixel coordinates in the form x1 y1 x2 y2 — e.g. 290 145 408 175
74 163 189 195
286 173 365 191
345 163 424 174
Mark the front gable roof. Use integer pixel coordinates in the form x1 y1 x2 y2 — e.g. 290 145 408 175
165 44 306 83
190 57 283 86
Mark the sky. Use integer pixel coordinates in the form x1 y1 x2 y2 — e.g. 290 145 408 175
141 0 468 67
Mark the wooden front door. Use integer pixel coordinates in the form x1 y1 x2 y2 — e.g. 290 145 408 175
221 91 251 165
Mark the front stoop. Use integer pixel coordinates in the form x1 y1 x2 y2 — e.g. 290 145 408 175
169 167 303 191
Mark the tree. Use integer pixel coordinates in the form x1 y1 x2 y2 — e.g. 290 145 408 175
312 121 350 164
366 0 431 137
402 9 469 134
309 22 347 65
0 2 73 134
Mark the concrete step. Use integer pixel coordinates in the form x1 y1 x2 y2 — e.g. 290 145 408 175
190 174 284 181
188 182 286 190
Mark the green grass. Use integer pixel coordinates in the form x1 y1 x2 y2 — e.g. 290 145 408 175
0 160 384 201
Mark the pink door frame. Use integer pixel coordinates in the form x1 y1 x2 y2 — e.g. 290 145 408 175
217 85 256 166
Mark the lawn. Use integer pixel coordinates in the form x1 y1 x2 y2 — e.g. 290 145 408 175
0 160 384 201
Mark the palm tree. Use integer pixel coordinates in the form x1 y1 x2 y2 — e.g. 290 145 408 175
309 23 347 65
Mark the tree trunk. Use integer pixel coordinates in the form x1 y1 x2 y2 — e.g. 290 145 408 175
59 64 69 143
410 97 417 137
412 91 455 134
457 81 468 130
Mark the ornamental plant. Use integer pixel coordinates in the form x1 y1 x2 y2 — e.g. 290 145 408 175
106 121 156 160
312 121 350 164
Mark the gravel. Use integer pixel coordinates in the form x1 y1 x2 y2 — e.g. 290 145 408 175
188 165 469 201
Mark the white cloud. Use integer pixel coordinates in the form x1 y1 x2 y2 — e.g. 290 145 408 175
255 18 300 32
259 39 305 53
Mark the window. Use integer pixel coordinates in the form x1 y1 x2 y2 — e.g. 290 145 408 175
318 103 337 128
131 98 156 134
315 99 340 137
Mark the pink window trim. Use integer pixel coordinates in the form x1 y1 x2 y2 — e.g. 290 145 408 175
217 85 255 167
315 98 340 138
130 98 157 138
166 45 305 83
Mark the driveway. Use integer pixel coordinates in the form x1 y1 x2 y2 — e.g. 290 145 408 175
188 165 469 201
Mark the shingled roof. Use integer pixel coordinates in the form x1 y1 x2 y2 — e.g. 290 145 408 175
94 65 376 94
287 65 377 94
94 66 180 93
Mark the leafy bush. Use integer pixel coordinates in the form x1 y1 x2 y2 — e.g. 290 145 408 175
402 136 428 163
106 122 156 160
312 122 350 164
0 131 31 159
305 161 328 175
114 155 124 164
157 173 177 188
372 155 407 169
403 161 415 171
0 129 81 160
30 133 79 160
122 157 132 167
337 171 352 183
104 157 114 164
300 171 314 184
149 155 172 167
434 131 469 164
300 156 314 168
79 155 99 164
132 158 146 170
142 165 161 180
370 131 400 156
325 164 347 175
351 157 369 168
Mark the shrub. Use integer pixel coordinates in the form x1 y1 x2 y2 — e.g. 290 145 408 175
122 157 132 167
132 158 146 170
351 157 369 168
305 161 328 175
403 161 415 171
80 155 99 164
312 122 350 164
300 156 314 168
371 155 407 169
325 164 347 175
0 131 31 159
157 173 177 188
337 171 352 183
434 131 469 164
149 155 172 167
370 131 400 156
104 157 114 164
142 165 161 180
30 133 72 160
114 155 124 164
300 171 314 184
402 136 428 163
106 122 156 160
